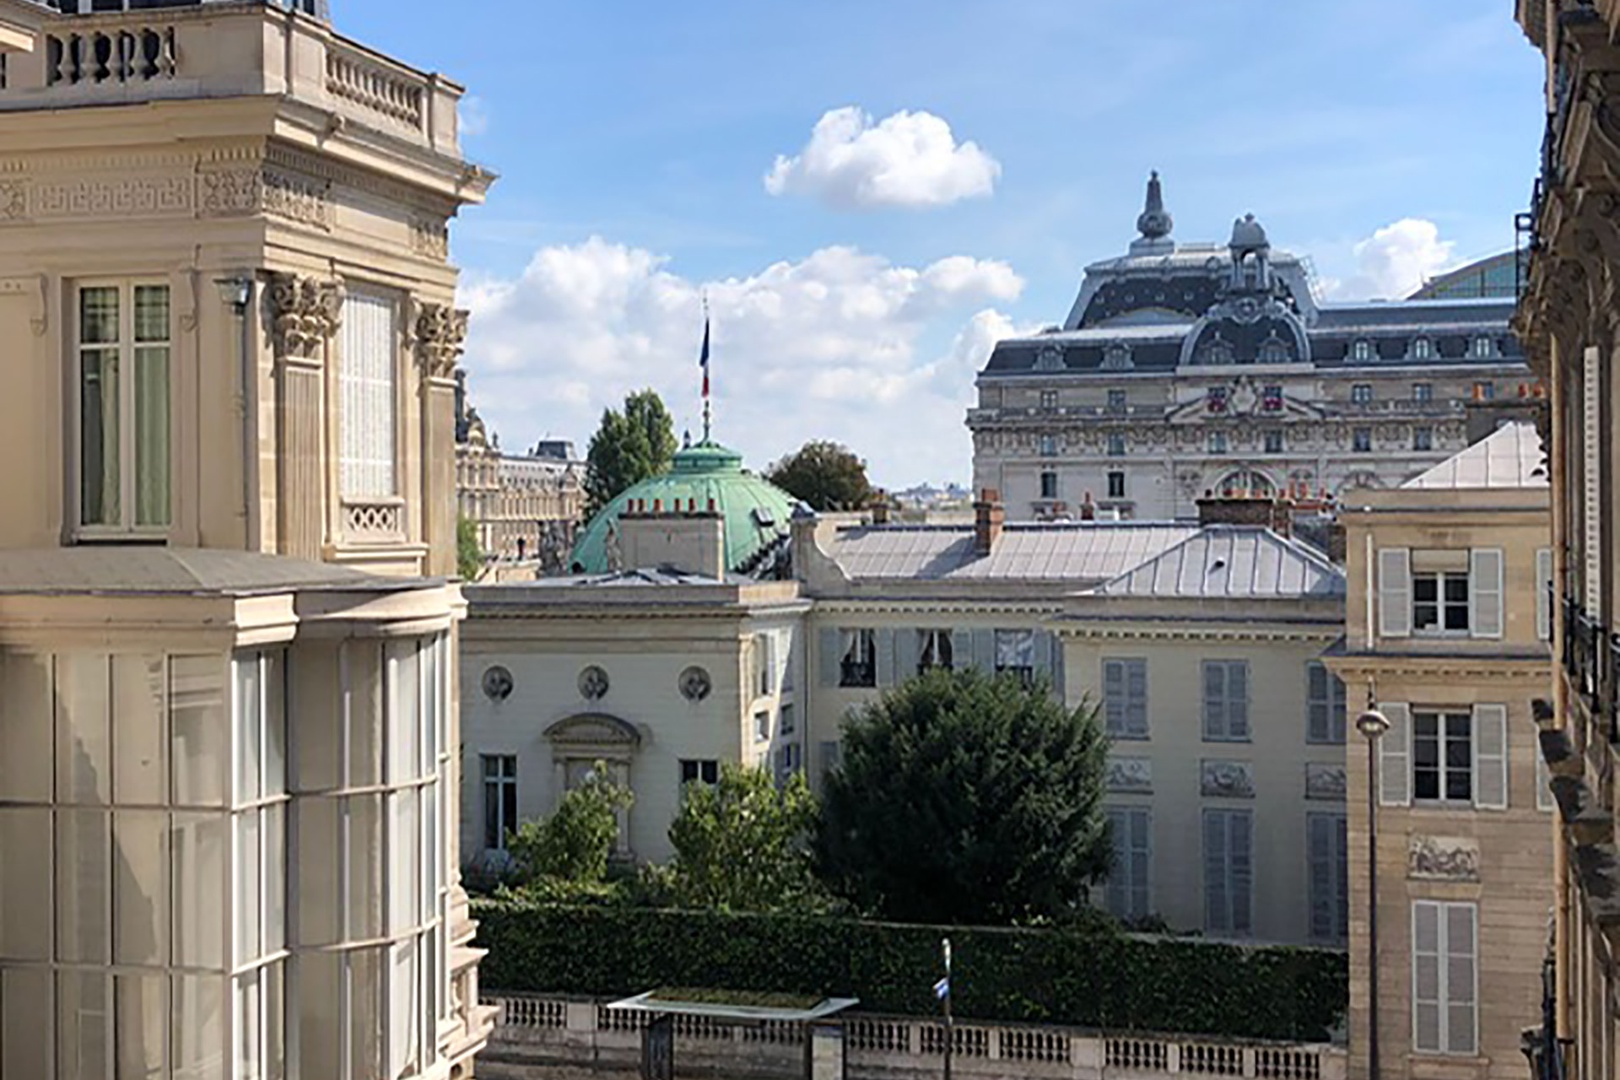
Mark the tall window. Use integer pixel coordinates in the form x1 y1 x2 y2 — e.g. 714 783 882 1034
1203 809 1252 936
1413 568 1470 633
1413 710 1472 802
1413 382 1433 402
339 288 399 499
481 755 517 852
1202 660 1250 741
1263 429 1284 453
754 711 770 742
1471 336 1493 358
1413 426 1434 452
1208 431 1228 454
838 629 876 688
994 629 1035 686
1351 383 1373 404
77 282 171 532
1040 471 1058 499
1039 390 1058 409
774 742 802 786
780 703 795 735
754 633 774 698
1103 658 1148 738
1413 901 1478 1055
1107 433 1126 456
1107 471 1126 500
1307 813 1348 942
1352 427 1372 453
1351 340 1372 361
1306 661 1346 744
917 629 953 674
1105 807 1151 920
1107 389 1127 410
1038 434 1057 457
1412 338 1433 360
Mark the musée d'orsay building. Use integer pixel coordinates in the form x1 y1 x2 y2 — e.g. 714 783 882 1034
970 174 1532 521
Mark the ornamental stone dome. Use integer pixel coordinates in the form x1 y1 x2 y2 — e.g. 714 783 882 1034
567 440 796 577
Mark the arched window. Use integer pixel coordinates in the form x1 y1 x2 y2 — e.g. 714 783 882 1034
1351 340 1373 362
1411 337 1433 360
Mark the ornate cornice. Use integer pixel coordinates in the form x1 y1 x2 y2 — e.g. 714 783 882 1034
269 273 343 360
415 302 468 381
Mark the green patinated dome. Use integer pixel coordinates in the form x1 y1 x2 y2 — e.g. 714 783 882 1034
569 440 796 576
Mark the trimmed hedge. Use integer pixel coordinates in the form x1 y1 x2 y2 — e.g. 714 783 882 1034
472 901 1347 1043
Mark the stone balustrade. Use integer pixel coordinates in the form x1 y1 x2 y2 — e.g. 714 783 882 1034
478 992 1347 1080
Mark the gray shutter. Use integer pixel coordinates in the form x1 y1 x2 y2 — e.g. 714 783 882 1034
1035 630 1055 678
1378 702 1411 807
1378 548 1412 638
1413 902 1442 1053
1230 812 1252 935
1536 548 1553 642
1203 811 1226 933
1129 809 1151 919
895 630 920 682
1471 703 1508 810
1444 904 1478 1055
818 627 841 687
972 629 995 672
1202 662 1225 739
1307 814 1333 940
1229 662 1250 739
1126 660 1148 736
1469 548 1503 639
1051 636 1067 703
1307 662 1328 744
1105 808 1126 916
951 629 973 671
875 629 897 688
1103 660 1126 734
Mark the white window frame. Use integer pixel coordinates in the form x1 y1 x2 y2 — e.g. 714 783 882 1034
73 278 173 538
1411 709 1473 805
1412 900 1478 1056
481 754 517 853
1412 568 1470 635
1352 340 1372 361
1412 338 1432 360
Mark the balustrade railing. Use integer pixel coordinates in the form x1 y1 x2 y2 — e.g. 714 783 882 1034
325 40 425 132
46 24 177 85
341 498 406 544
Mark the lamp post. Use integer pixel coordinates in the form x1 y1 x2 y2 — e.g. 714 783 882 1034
1356 694 1391 1080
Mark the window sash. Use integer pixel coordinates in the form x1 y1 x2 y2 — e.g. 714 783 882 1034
481 754 517 852
76 281 171 534
1412 900 1477 1055
1412 711 1472 803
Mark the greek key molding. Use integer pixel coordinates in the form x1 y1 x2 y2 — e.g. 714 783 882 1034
32 174 192 219
269 273 343 360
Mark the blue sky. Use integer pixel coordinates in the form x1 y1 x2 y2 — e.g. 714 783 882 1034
335 1 1546 488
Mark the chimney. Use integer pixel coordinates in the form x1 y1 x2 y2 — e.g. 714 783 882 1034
870 500 890 526
1196 492 1294 537
1327 520 1348 564
618 501 726 578
1079 491 1097 522
974 488 1005 556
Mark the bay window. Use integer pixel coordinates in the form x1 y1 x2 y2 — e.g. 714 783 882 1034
77 282 171 533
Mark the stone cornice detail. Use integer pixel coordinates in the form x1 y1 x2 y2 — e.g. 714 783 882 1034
1056 624 1339 644
270 273 343 360
1329 655 1551 683
415 302 468 381
199 164 334 230
809 599 1066 617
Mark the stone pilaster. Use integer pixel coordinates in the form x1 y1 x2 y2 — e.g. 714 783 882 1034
270 273 343 562
416 302 468 578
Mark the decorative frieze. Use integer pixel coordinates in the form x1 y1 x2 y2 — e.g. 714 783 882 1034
411 214 450 260
200 166 333 229
1201 760 1254 799
269 273 343 360
415 302 469 380
1106 756 1152 794
1304 763 1347 802
0 181 25 221
1407 835 1480 882
33 174 192 218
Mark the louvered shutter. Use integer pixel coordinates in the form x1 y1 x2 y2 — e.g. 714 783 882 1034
1051 636 1067 703
972 629 995 672
1308 814 1334 941
894 630 920 682
1229 811 1252 935
818 627 840 687
1378 548 1412 638
1128 810 1151 918
1202 662 1226 739
1307 662 1330 743
1126 660 1148 736
1444 904 1478 1054
951 630 973 671
1536 548 1553 642
1378 702 1411 807
1228 663 1250 739
1413 901 1442 1053
1469 549 1504 639
1105 808 1127 916
875 629 897 687
1203 811 1227 932
1034 631 1055 681
1103 660 1127 735
1471 703 1508 810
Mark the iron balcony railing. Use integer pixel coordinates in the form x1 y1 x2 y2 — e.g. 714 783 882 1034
1563 597 1602 707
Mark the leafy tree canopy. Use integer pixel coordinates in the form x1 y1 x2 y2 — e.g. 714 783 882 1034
765 440 874 512
456 515 484 580
507 763 633 891
584 389 678 519
665 763 827 913
816 668 1111 925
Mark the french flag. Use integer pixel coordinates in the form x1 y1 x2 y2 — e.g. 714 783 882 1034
699 317 710 398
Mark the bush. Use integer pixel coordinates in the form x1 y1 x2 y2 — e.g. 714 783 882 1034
507 764 633 888
472 901 1347 1043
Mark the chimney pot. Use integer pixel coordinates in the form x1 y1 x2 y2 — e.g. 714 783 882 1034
973 489 1005 556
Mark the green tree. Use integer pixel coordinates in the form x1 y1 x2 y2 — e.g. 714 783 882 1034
665 763 825 912
816 668 1111 925
765 440 874 511
507 763 633 889
457 515 483 580
584 389 678 518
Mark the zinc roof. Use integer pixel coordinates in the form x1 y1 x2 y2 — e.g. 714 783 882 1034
1402 422 1547 491
823 522 1200 583
0 547 424 596
1086 525 1345 600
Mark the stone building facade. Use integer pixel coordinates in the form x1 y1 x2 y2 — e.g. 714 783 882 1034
1514 3 1620 1077
454 404 582 570
1329 424 1554 1079
969 174 1533 522
0 1 495 1076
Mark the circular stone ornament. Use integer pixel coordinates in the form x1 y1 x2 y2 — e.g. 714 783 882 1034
578 665 610 701
678 665 712 702
482 665 514 702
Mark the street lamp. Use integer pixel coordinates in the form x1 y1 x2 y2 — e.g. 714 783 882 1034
1356 692 1391 1080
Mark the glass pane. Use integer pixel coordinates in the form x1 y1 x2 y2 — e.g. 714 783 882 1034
0 651 53 803
348 948 385 1080
57 809 110 964
387 642 420 784
171 656 228 807
390 788 421 934
171 974 223 1080
133 285 168 343
345 642 382 789
1413 576 1437 602
113 655 166 805
263 650 286 799
265 962 286 1080
347 794 384 940
58 651 111 804
234 810 261 965
170 812 224 970
263 804 286 955
236 971 261 1080
115 973 165 1080
0 808 52 961
80 348 120 526
80 286 119 344
134 346 170 527
1444 575 1470 603
390 939 421 1077
1 969 51 1080
57 970 108 1080
236 656 262 805
114 811 166 967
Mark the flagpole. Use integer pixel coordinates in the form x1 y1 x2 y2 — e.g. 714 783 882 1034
942 937 953 1080
700 293 712 443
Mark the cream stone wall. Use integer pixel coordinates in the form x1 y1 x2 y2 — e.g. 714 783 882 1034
1331 486 1553 1080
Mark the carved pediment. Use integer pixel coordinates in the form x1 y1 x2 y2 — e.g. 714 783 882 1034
544 713 641 748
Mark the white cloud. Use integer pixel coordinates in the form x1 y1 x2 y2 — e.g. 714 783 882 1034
458 95 490 138
458 240 1025 486
1327 218 1456 300
764 106 1001 210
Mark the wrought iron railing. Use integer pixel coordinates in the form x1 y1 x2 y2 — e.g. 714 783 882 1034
1563 597 1604 714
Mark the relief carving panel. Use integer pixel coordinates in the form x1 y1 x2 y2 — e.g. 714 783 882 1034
1201 760 1254 799
1106 756 1152 794
1407 835 1480 881
1305 763 1347 802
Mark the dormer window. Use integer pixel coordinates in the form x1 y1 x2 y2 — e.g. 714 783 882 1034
1412 337 1433 360
1198 336 1235 366
1351 340 1373 362
1101 344 1134 371
1471 336 1494 358
1258 335 1291 364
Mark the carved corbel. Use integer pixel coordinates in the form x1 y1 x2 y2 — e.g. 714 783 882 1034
414 302 468 382
269 273 344 360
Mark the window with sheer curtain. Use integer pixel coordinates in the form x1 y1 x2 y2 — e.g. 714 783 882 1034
76 282 171 534
338 288 399 500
